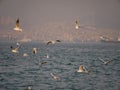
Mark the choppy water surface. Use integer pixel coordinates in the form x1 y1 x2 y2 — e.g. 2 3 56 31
0 42 120 90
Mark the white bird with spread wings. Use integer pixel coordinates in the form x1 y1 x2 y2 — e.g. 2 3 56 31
98 58 114 65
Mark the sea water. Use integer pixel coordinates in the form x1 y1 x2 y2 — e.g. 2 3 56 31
0 42 120 90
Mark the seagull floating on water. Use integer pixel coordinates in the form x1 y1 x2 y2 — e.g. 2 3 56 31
98 58 113 65
14 18 22 32
47 40 61 45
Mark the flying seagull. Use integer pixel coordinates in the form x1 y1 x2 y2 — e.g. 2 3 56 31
77 65 90 74
75 20 80 30
50 73 60 80
47 40 61 45
14 18 22 32
98 58 113 65
10 43 20 53
10 46 19 53
32 48 38 54
11 48 19 53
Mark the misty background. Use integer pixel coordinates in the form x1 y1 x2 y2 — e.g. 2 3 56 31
0 0 120 42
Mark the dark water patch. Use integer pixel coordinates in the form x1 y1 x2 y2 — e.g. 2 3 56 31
0 42 120 90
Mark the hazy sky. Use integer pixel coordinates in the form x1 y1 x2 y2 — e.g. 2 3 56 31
0 0 120 42
0 0 120 30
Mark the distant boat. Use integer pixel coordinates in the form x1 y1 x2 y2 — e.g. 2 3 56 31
100 36 120 43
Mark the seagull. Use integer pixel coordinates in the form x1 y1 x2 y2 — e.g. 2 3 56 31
47 40 61 45
11 47 19 53
77 65 84 72
98 58 113 65
50 73 60 80
75 20 80 30
14 18 22 32
77 65 90 74
10 42 21 53
32 48 37 54
47 41 55 45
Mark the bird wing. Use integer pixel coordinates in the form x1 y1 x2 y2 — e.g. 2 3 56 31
47 41 52 45
98 58 105 63
56 40 61 42
75 20 78 25
106 59 113 64
16 19 19 28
